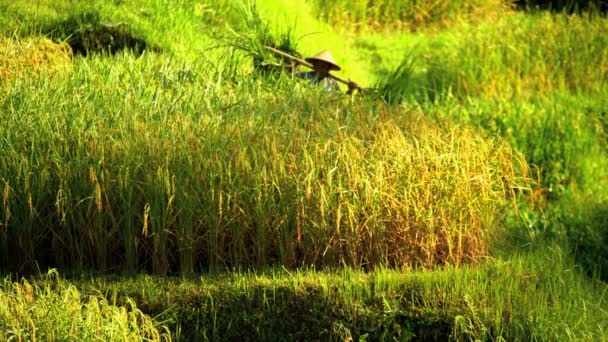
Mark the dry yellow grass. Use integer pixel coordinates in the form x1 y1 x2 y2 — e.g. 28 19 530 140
0 36 72 83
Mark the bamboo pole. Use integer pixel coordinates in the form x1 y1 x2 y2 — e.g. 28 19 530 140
264 46 354 87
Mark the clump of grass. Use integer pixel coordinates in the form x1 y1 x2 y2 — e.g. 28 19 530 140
215 0 301 77
40 9 157 56
0 35 71 83
0 270 171 341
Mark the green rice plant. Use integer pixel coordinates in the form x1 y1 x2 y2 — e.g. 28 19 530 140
0 270 171 341
406 92 608 277
405 94 607 267
214 0 301 78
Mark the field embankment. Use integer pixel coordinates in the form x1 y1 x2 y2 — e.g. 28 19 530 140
2 247 606 341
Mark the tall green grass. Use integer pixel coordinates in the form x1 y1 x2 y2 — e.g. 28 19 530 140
414 95 608 280
0 0 604 278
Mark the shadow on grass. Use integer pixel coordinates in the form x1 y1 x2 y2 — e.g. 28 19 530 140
39 10 160 56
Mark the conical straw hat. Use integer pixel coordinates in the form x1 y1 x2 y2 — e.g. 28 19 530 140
305 50 341 71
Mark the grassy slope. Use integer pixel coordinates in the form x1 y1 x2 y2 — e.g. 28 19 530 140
1 0 607 340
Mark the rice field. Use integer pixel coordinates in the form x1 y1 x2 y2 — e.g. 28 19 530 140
1 53 531 273
0 0 606 340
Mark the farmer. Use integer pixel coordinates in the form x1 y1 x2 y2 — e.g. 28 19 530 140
299 50 360 95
